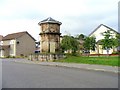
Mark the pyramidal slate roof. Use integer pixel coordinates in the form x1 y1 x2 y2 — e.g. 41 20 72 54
2 31 36 41
38 17 62 25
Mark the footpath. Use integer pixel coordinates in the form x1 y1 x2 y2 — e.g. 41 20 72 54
14 59 119 74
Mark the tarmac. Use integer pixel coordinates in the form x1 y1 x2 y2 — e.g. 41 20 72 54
13 58 120 74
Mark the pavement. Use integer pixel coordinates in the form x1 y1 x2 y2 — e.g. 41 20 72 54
12 58 120 74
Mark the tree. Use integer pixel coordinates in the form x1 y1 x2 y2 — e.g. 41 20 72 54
114 33 120 47
101 30 115 55
78 34 86 40
112 33 120 52
83 36 96 54
75 34 86 54
83 37 91 52
90 36 96 51
61 35 79 54
61 35 72 52
71 37 80 54
75 34 86 40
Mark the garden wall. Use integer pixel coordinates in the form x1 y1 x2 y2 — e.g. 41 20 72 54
28 53 65 61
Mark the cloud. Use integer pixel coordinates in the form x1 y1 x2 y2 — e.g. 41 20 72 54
0 0 119 40
0 19 40 40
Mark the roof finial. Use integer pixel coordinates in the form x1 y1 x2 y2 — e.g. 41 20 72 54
48 17 51 21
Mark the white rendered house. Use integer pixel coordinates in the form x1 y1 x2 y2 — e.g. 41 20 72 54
89 24 119 54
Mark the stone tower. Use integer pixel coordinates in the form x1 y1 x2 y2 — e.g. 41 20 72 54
38 17 62 53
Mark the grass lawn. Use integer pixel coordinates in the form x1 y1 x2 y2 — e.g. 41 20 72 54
55 55 119 66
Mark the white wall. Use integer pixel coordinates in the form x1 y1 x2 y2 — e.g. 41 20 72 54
9 39 16 56
90 25 117 54
90 25 117 41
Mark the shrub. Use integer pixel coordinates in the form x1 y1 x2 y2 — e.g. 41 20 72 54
112 51 119 54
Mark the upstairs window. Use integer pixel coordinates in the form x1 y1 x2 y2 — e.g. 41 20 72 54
10 40 15 44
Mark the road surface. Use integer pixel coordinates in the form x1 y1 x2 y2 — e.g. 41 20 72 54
2 59 118 88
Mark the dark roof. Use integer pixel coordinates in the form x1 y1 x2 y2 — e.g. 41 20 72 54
38 17 62 25
2 31 36 41
89 24 119 36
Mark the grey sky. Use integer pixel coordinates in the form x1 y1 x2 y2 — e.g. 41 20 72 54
0 0 119 40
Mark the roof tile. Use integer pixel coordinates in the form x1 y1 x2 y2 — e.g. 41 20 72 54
38 17 62 25
2 31 36 41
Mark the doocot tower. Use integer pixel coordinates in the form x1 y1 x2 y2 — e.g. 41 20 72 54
38 17 62 53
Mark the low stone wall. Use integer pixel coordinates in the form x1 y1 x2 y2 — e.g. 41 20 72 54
28 53 66 61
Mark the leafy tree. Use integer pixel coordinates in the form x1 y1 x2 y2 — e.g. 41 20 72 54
78 34 86 40
111 33 120 52
75 34 86 54
83 37 91 51
83 36 96 53
90 37 96 51
61 35 72 52
101 30 115 55
114 33 120 47
61 35 79 54
71 37 80 54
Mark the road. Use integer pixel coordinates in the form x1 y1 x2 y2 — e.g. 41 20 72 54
2 59 118 88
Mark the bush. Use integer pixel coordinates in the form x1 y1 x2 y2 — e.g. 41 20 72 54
5 55 15 58
72 52 80 56
112 51 119 54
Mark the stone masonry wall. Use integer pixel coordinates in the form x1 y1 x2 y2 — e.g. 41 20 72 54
28 54 65 61
40 23 61 53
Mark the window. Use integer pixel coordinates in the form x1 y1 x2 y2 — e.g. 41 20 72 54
0 41 3 45
10 40 14 44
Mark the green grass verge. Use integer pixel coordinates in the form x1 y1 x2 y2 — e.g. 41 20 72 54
55 56 119 66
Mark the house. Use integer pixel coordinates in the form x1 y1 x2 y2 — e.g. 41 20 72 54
0 35 3 41
0 35 3 57
89 24 119 54
0 31 36 57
